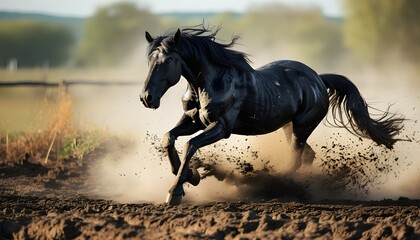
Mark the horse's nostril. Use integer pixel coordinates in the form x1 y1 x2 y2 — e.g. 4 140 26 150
146 94 153 102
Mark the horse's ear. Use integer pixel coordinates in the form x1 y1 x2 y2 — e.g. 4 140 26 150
173 29 181 44
145 31 154 43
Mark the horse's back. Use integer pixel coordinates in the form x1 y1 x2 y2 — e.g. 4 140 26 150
256 59 328 99
256 60 320 80
232 60 329 135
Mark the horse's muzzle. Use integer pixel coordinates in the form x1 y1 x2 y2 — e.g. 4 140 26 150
140 92 160 109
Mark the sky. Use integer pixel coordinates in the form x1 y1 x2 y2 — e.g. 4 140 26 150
0 0 343 17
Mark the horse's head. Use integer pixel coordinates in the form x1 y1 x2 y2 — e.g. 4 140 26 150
140 29 182 109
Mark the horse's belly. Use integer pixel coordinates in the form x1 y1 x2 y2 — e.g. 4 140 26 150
232 114 291 135
231 92 299 135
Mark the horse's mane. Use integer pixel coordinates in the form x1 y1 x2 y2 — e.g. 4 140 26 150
147 25 254 72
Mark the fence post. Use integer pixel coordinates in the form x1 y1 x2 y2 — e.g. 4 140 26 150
61 79 68 93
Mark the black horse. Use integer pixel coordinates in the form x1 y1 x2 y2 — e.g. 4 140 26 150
140 26 404 205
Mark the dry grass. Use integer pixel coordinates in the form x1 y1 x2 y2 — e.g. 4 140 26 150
0 88 101 165
0 67 138 166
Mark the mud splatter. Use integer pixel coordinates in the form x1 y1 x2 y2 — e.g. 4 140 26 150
143 131 415 202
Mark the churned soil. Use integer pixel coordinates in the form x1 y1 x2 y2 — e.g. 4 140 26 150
0 140 419 239
1 193 419 239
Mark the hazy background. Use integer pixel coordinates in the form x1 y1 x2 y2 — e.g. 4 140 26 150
0 0 419 203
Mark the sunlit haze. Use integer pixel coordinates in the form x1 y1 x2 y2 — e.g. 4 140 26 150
0 0 343 17
0 0 418 211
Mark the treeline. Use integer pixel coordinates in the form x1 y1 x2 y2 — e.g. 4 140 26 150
73 2 159 66
344 0 420 67
0 21 74 67
1 0 419 69
205 5 345 70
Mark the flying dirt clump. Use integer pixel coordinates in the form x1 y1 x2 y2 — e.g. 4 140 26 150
316 132 406 194
189 149 311 201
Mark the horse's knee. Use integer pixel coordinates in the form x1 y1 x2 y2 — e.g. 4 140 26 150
183 139 198 160
187 168 201 186
162 132 180 175
170 167 178 176
162 132 174 151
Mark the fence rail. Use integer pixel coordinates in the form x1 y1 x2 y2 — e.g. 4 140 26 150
0 80 140 88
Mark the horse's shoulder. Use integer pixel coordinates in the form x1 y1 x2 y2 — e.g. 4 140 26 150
182 85 200 111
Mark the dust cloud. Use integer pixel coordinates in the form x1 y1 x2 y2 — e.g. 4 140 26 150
69 53 420 204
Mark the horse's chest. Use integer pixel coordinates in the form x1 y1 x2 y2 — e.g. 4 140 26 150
198 93 219 126
198 89 236 126
198 109 212 126
183 72 237 126
182 90 218 126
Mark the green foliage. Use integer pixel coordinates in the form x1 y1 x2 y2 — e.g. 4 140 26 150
60 132 103 160
74 2 160 66
0 20 74 67
344 0 420 65
0 3 347 70
0 11 85 42
211 4 346 69
155 5 345 70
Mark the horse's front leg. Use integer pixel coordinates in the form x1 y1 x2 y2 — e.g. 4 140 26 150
166 121 227 205
163 114 203 183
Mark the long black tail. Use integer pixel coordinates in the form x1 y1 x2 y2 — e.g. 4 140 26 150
320 74 404 149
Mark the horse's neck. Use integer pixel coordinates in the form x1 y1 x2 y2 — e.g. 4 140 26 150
181 58 216 90
181 57 236 93
181 60 199 87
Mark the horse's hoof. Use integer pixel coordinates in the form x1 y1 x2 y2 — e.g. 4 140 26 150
187 168 201 186
165 193 183 205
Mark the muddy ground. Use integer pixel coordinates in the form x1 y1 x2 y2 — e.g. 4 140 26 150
0 143 419 240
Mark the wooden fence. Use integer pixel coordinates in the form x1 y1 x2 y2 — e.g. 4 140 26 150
0 79 140 91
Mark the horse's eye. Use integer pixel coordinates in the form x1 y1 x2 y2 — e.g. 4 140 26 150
165 57 173 64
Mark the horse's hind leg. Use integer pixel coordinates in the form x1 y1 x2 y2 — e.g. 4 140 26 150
289 107 327 171
283 122 293 144
283 122 315 170
302 144 315 165
289 130 316 171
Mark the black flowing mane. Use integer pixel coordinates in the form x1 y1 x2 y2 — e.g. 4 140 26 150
147 25 254 72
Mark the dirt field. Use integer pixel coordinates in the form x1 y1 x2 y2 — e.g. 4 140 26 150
1 143 419 240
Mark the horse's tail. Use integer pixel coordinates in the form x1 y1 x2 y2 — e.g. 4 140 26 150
320 73 404 149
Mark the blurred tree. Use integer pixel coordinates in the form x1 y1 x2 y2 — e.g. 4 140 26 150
237 4 345 69
74 2 160 66
344 0 420 66
0 21 74 67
